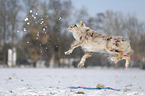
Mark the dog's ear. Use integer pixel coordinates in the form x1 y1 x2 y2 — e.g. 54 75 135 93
73 24 78 28
80 21 84 26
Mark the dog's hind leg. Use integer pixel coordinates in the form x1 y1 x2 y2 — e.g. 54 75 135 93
106 42 122 63
122 55 130 69
109 52 122 64
116 51 123 63
78 52 93 67
122 50 133 69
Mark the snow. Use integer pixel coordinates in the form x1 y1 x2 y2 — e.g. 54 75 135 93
37 32 39 36
30 10 33 13
0 67 145 96
23 28 26 32
27 22 30 25
43 28 46 31
24 18 28 21
59 17 61 20
34 16 36 19
40 21 44 24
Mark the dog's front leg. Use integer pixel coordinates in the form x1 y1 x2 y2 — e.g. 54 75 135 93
78 52 93 67
65 41 83 55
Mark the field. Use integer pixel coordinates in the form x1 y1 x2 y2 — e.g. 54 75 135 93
0 67 145 96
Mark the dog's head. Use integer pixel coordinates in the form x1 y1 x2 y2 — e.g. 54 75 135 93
68 21 85 32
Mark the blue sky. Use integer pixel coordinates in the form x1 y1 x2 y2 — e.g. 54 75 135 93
71 0 145 22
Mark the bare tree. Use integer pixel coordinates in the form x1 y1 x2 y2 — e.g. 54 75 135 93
8 0 21 66
46 0 73 67
0 0 11 66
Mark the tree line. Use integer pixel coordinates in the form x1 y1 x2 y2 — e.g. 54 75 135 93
0 0 145 68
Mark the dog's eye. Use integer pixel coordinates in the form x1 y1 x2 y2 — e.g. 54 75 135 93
73 24 77 27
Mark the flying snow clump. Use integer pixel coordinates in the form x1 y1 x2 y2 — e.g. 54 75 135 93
30 10 33 13
37 33 39 36
43 28 45 31
40 21 44 24
24 18 28 21
27 22 30 25
59 17 61 20
24 28 26 32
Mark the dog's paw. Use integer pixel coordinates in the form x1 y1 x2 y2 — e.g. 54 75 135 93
78 63 84 67
64 51 71 55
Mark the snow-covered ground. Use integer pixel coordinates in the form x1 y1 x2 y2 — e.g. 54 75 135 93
0 67 145 96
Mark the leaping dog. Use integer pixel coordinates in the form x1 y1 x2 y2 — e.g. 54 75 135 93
65 21 134 69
